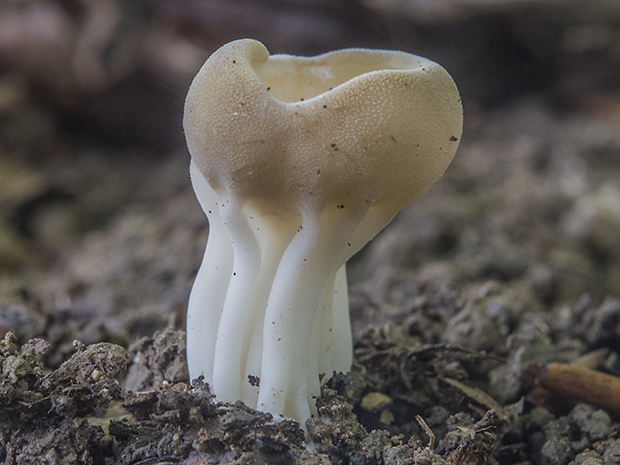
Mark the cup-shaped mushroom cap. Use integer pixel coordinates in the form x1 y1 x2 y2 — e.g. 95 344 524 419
184 38 463 219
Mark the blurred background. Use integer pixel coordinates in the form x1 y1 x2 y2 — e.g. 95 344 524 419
0 0 619 351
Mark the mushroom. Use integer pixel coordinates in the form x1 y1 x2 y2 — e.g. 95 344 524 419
183 38 462 426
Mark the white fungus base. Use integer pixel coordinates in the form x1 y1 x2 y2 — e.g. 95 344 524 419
186 161 353 427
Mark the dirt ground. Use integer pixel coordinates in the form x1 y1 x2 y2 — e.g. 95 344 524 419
1 1 620 464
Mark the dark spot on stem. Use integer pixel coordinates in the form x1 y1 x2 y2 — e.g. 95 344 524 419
450 135 458 141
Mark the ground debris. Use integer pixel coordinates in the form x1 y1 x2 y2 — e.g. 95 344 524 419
0 332 128 464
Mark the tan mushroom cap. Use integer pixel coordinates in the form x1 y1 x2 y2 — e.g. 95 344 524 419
184 38 462 218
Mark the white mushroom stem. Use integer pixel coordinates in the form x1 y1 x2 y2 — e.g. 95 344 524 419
184 39 463 427
186 162 232 386
259 213 346 416
189 159 352 415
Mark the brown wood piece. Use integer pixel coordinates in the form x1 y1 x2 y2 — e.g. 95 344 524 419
531 362 620 416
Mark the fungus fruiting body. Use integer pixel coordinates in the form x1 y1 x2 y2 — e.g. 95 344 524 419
184 39 463 427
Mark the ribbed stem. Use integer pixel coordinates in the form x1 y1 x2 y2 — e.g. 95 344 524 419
257 208 361 424
187 162 233 385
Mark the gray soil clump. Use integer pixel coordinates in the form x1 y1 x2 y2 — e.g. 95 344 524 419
0 333 127 463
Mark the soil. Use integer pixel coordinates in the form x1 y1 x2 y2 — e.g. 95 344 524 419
1 1 620 464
